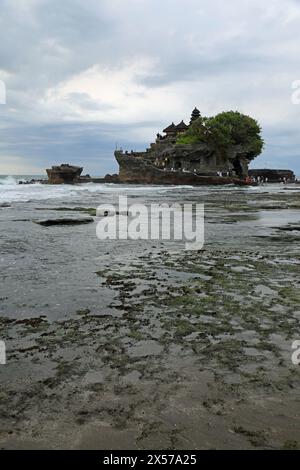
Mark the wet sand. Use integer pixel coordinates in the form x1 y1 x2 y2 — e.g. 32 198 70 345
0 184 299 449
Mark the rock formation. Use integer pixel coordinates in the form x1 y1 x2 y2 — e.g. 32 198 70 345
248 169 295 182
34 217 94 226
45 164 120 185
46 164 83 184
115 108 258 185
115 150 248 185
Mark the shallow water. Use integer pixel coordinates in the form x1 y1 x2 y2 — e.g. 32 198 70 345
0 178 300 449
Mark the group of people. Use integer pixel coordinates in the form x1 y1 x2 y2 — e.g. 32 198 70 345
251 175 269 184
279 177 289 184
252 176 291 184
216 170 232 177
246 176 293 185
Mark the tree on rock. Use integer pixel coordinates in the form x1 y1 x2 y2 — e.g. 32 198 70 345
177 111 264 161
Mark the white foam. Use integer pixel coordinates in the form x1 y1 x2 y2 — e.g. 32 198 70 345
0 177 294 204
0 175 17 186
0 181 194 203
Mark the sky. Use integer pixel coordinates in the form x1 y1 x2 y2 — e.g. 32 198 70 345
0 0 300 176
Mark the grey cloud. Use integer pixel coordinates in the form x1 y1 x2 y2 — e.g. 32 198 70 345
65 93 116 111
0 0 300 174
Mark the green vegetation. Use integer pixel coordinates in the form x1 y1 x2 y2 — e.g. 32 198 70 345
177 111 264 159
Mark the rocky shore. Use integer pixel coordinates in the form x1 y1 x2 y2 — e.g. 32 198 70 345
18 173 120 185
0 184 299 449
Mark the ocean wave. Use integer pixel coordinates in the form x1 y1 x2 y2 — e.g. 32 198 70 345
0 181 194 203
0 179 286 204
0 175 18 185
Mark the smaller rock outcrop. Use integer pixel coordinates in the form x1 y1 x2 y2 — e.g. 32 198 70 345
104 173 120 183
248 169 296 182
45 165 120 184
46 164 83 184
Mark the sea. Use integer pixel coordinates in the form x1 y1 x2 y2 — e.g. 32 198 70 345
1 173 299 323
1 173 299 205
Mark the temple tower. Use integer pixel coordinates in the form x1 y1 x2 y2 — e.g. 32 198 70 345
190 107 201 124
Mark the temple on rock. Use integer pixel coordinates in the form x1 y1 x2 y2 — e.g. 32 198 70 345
114 108 257 186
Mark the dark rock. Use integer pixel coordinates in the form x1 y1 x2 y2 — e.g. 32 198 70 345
35 207 97 216
104 174 120 183
115 152 248 186
248 169 296 183
34 217 94 226
46 164 83 184
277 225 300 232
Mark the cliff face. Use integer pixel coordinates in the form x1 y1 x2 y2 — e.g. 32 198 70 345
115 150 249 186
115 137 253 185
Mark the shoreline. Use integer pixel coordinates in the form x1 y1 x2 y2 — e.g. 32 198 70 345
16 177 300 187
